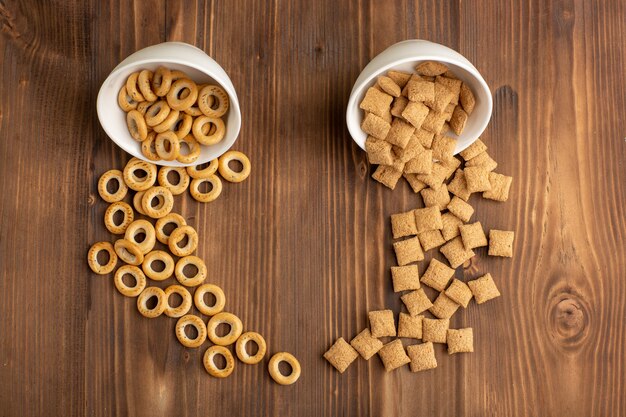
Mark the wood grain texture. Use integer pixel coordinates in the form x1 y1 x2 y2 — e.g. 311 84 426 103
1 0 625 416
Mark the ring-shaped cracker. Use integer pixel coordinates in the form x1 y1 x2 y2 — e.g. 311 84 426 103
118 86 138 111
236 332 267 365
186 159 218 179
136 286 166 318
167 78 198 111
104 201 134 234
145 100 171 127
170 70 189 81
175 255 207 287
157 166 190 195
141 186 174 218
87 242 118 274
176 135 201 164
268 352 301 385
155 131 180 161
142 250 175 281
190 175 222 203
141 132 160 162
98 169 128 203
155 213 187 244
114 265 147 297
164 284 192 318
175 314 208 348
123 157 157 191
136 100 152 115
218 151 251 183
171 113 193 139
124 219 156 254
152 66 172 97
198 85 229 118
138 69 157 102
193 284 225 316
153 109 180 133
206 312 243 346
126 110 148 141
125 72 145 102
184 104 204 117
114 239 144 266
192 116 225 145
133 191 147 215
168 225 198 257
203 346 235 378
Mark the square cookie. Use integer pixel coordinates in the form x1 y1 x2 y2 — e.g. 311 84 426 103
365 136 394 166
447 169 472 201
421 183 451 211
372 165 403 190
447 328 474 354
418 229 445 252
464 166 493 193
467 273 501 304
440 236 475 268
407 342 438 372
445 279 473 308
483 172 513 202
391 265 420 292
359 87 393 118
393 237 424 266
369 309 396 337
459 221 488 250
414 206 443 234
361 112 391 140
422 318 449 344
386 119 416 149
401 288 433 316
391 210 418 239
441 212 463 241
378 339 411 372
447 196 474 222
488 230 515 257
350 328 384 360
429 292 460 319
324 337 359 373
420 258 455 291
397 313 423 339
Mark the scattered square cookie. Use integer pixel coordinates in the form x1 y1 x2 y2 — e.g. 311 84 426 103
416 61 448 76
368 309 396 337
429 292 460 319
372 165 403 190
421 109 447 134
350 328 384 360
424 82 455 113
447 196 474 222
447 328 474 354
402 101 429 129
359 87 393 118
467 273 501 304
459 221 488 249
414 129 435 148
404 149 433 175
460 83 476 115
431 134 457 161
435 76 462 104
416 162 448 190
447 169 472 201
465 151 498 172
401 74 423 96
393 236 424 265
404 173 427 193
440 156 461 179
483 172 513 202
414 206 443 234
365 136 394 166
407 79 435 102
420 258 455 291
361 112 391 140
445 278 473 308
397 313 423 339
449 106 468 135
407 342 438 372
422 318 449 344
440 236 475 268
378 339 411 372
441 212 463 241
391 265 420 292
391 210 418 239
387 70 412 88
418 229 445 252
488 230 515 257
377 76 401 97
459 139 487 161
421 183 451 211
324 337 359 373
391 95 409 118
386 119 416 149
401 288 433 316
464 166 493 193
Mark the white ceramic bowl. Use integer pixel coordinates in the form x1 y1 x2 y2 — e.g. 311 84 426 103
346 40 492 155
97 42 241 166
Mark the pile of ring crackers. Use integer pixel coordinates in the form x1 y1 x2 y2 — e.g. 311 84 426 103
324 61 514 374
88 154 301 384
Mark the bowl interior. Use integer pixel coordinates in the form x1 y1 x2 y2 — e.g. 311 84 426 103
347 58 492 155
97 59 241 167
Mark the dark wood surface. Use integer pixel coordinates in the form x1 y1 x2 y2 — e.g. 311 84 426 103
1 1 625 416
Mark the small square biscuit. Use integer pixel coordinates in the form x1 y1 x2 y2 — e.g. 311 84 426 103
440 157 461 180
447 328 474 354
372 165 403 190
403 173 427 193
414 206 443 234
397 313 423 339
350 328 384 360
361 112 391 140
440 236 475 268
422 318 449 344
402 101 430 129
401 74 423 97
443 103 456 122
416 162 447 190
401 288 433 316
488 230 515 257
418 230 445 252
393 237 424 266
459 139 487 161
421 109 447 134
377 76 401 97
459 221 488 249
465 151 498 172
447 169 472 201
460 83 476 115
359 87 394 118
420 258 455 291
365 136 394 166
416 61 448 77
421 183 451 211
380 108 393 123
387 155 406 173
483 172 513 202
464 166 493 193
404 149 433 174
429 292 460 319
441 212 463 241
414 129 435 148
378 339 411 372
449 106 468 135
445 279 473 308
407 342 437 372
435 76 462 105
369 309 396 337
387 70 412 88
391 210 418 239
391 265 420 292
443 70 458 79
407 80 435 102
468 273 501 304
393 136 424 163
431 134 457 162
440 122 450 134
447 196 474 222
386 119 416 149
424 83 456 113
391 95 409 118
324 337 359 373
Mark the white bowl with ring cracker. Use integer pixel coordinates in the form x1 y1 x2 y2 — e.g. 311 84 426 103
346 39 492 155
97 42 242 166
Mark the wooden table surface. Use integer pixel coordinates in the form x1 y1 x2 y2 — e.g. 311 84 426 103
1 1 625 416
